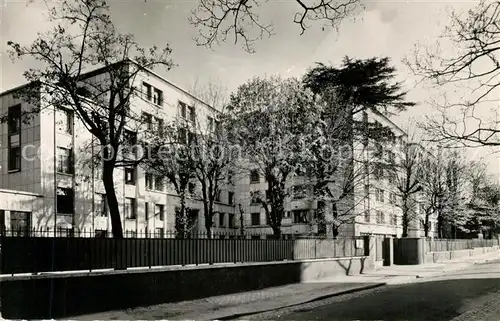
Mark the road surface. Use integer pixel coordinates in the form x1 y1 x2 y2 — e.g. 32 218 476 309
243 259 500 321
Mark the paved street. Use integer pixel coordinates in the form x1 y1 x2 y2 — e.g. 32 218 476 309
243 259 500 321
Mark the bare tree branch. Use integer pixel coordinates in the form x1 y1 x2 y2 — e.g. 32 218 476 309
189 0 362 53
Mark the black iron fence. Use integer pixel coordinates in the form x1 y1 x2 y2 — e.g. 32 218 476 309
426 238 500 252
0 229 367 274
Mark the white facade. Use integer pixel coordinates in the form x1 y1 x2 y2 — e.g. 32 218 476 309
0 61 436 239
0 62 236 237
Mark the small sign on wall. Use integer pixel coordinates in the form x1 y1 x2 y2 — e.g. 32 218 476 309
356 239 364 249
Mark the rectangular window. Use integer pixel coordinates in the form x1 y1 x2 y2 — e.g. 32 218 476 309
188 132 196 146
292 210 308 224
98 193 107 217
142 112 153 131
228 214 235 228
228 192 234 205
57 147 74 174
155 204 165 221
250 193 260 205
124 167 136 185
8 105 21 135
188 106 196 124
154 175 164 191
10 211 30 236
8 145 21 171
364 211 370 223
219 212 225 227
56 107 73 134
179 101 187 118
153 88 163 106
373 164 384 179
142 82 152 101
392 214 398 226
145 172 153 190
375 188 385 203
250 170 260 183
215 190 221 202
207 116 214 132
125 198 136 219
376 210 384 224
57 188 74 215
292 185 307 200
155 117 164 137
389 192 397 204
124 130 137 146
145 202 149 220
95 229 107 238
251 212 260 226
388 172 397 184
178 128 187 144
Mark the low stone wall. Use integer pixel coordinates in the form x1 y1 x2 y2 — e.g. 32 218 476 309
1 256 372 319
424 245 499 264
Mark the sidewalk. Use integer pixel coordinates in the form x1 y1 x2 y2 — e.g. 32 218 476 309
71 250 500 321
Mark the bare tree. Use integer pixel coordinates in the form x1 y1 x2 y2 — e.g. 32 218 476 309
188 0 362 53
389 142 423 237
404 0 500 147
419 149 446 237
3 0 173 238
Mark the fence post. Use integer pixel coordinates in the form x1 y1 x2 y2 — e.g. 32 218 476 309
314 239 317 259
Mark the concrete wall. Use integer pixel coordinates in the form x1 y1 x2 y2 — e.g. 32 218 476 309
1 256 372 319
424 245 500 264
393 237 500 265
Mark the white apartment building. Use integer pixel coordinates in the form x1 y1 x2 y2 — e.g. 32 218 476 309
0 60 435 239
234 109 437 239
0 60 237 237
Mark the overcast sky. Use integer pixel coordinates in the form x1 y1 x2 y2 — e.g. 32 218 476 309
1 0 498 178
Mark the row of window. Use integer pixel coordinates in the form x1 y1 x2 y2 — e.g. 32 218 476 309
364 210 398 225
250 210 309 226
7 105 21 172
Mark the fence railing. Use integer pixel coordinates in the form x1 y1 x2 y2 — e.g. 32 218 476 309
426 238 500 252
0 229 366 275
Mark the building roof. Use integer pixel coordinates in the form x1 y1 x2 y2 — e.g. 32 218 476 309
0 58 219 112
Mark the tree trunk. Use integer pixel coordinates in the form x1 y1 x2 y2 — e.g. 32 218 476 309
102 161 123 239
316 200 327 235
332 224 339 238
271 225 281 239
175 195 187 239
401 197 409 238
437 214 444 238
205 220 213 239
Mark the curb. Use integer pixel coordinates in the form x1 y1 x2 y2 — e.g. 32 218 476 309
214 283 386 320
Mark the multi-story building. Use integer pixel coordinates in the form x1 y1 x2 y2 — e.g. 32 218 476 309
235 109 437 239
0 60 236 237
0 60 436 239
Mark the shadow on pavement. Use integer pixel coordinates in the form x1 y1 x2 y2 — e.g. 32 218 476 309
265 277 500 321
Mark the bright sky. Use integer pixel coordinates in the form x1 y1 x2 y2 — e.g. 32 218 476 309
1 0 498 178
